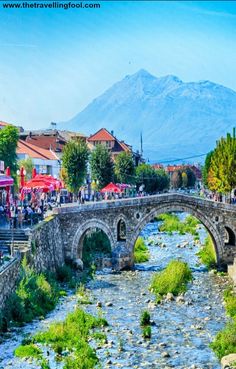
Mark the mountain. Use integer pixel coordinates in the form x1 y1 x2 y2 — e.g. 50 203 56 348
59 69 236 163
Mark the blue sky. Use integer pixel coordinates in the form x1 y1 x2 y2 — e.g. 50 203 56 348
0 0 236 129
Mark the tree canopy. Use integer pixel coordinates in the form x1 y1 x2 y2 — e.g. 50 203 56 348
62 139 89 194
207 130 236 194
90 144 114 189
114 151 135 184
202 151 213 187
135 164 169 193
0 125 19 176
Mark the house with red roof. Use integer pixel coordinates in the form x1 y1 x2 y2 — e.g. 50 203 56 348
17 140 60 177
87 128 142 165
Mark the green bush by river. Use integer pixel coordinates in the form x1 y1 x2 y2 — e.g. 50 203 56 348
156 213 200 235
197 235 217 269
210 287 236 358
82 230 112 268
15 307 108 369
134 237 150 263
150 260 192 300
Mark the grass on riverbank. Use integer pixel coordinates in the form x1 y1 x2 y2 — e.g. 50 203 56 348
0 259 84 333
156 213 200 236
150 260 192 301
197 235 217 269
134 237 150 263
210 286 236 358
15 307 108 369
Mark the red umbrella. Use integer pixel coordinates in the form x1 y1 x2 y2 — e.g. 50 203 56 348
100 182 122 193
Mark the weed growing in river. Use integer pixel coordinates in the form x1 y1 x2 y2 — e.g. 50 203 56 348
156 213 199 236
134 237 150 263
140 310 151 326
197 235 217 269
142 325 152 339
150 260 192 300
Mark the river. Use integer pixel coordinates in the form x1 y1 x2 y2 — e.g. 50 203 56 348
0 214 228 369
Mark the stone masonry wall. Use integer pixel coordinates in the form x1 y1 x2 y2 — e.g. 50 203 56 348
28 215 65 273
0 258 21 310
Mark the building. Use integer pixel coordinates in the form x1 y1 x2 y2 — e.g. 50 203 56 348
19 129 86 156
87 128 142 165
17 139 60 177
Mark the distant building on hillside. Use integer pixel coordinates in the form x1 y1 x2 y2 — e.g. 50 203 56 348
17 139 60 177
87 128 142 165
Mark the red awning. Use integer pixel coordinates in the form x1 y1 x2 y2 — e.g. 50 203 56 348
100 182 122 193
0 175 14 187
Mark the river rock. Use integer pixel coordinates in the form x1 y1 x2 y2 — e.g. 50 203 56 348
74 258 83 271
166 293 175 301
96 301 102 307
105 302 113 307
221 354 236 369
176 295 185 303
161 351 170 358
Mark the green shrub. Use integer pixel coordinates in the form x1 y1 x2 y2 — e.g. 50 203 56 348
150 260 192 299
17 308 107 369
142 325 151 339
156 213 199 236
140 310 151 326
224 288 236 318
134 237 150 263
197 235 217 269
210 320 236 359
14 343 42 359
56 265 73 282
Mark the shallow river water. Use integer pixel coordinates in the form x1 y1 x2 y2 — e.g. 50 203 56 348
0 216 228 369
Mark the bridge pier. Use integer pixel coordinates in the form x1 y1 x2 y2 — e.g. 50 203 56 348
112 241 134 271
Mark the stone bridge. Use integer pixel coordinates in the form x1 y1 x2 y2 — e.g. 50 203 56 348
53 194 236 270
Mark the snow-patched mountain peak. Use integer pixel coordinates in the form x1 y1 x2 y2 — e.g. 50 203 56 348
59 70 236 162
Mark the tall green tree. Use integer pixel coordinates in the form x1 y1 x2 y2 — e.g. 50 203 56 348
185 167 196 188
135 164 169 193
114 152 135 184
208 129 236 195
62 139 89 194
0 125 19 176
90 144 114 189
202 151 213 187
18 157 34 181
171 170 182 189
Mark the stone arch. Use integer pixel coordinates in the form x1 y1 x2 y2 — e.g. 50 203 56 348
129 202 224 265
225 226 236 246
71 219 116 260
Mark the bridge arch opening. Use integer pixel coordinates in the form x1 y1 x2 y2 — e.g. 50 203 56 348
71 219 115 269
224 226 236 246
130 203 223 266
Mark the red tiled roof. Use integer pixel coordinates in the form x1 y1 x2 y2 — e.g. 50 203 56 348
88 128 115 142
0 121 12 127
17 140 58 160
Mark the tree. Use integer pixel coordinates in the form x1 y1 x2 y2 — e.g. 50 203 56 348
0 125 19 176
185 167 196 188
208 130 236 195
61 139 89 194
202 151 213 187
171 170 182 189
114 152 135 184
135 164 169 193
90 144 114 189
182 171 188 188
18 157 34 181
